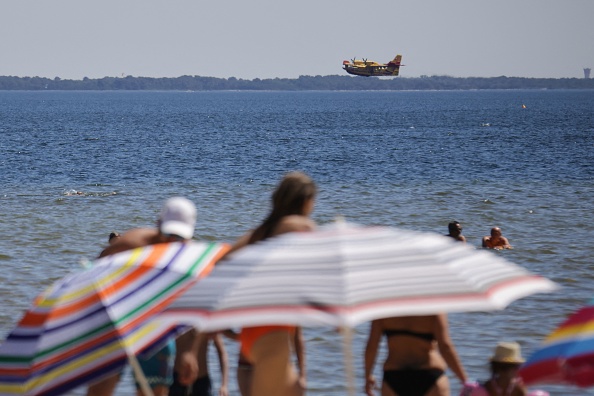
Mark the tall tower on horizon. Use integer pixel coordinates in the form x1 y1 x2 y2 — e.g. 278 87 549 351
585 68 591 79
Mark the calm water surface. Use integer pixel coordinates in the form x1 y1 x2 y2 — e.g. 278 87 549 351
0 90 593 395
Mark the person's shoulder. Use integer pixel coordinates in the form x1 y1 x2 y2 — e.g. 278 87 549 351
120 227 157 239
118 228 160 246
99 228 158 257
228 232 252 255
276 215 316 234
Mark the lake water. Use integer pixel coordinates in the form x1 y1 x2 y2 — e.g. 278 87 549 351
0 90 593 395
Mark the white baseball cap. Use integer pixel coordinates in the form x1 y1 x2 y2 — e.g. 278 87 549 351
159 197 197 240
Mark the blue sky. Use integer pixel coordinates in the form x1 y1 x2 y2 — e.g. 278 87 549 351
2 0 593 80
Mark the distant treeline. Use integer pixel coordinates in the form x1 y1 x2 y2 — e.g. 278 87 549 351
1 74 593 90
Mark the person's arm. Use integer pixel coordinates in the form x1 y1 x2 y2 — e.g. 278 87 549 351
174 328 201 385
98 237 137 257
86 374 120 396
364 320 383 396
481 237 489 248
513 382 528 396
212 333 229 396
434 314 467 384
293 327 307 389
459 235 467 243
98 228 157 258
500 237 513 249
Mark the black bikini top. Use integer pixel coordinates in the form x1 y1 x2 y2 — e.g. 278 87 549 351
383 328 435 342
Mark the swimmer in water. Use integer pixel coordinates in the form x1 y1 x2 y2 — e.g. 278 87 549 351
446 221 466 243
482 227 512 250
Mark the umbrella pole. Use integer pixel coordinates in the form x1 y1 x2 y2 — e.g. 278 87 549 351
341 326 357 396
127 353 155 396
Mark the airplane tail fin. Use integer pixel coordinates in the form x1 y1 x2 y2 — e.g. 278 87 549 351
387 54 403 76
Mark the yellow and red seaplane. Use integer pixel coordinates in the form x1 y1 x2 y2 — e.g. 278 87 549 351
342 54 403 77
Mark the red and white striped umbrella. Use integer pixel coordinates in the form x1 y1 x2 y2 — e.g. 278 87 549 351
161 221 557 331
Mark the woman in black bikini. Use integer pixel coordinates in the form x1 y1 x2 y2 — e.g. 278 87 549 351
365 314 467 396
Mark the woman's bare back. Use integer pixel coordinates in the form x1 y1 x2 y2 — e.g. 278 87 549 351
379 316 447 371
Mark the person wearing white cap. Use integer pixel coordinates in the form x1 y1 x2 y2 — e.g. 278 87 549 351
92 197 198 262
158 197 198 241
88 197 201 396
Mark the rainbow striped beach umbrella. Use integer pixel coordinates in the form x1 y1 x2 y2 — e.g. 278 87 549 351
0 241 229 396
520 299 594 388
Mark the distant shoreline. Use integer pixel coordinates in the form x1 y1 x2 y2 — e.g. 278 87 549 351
1 75 593 91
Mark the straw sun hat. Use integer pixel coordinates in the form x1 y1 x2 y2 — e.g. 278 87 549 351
490 342 525 364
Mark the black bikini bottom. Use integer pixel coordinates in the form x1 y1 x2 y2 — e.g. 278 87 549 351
191 375 212 396
168 374 212 396
383 368 444 396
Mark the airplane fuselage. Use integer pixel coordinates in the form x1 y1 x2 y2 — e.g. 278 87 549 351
342 55 402 77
